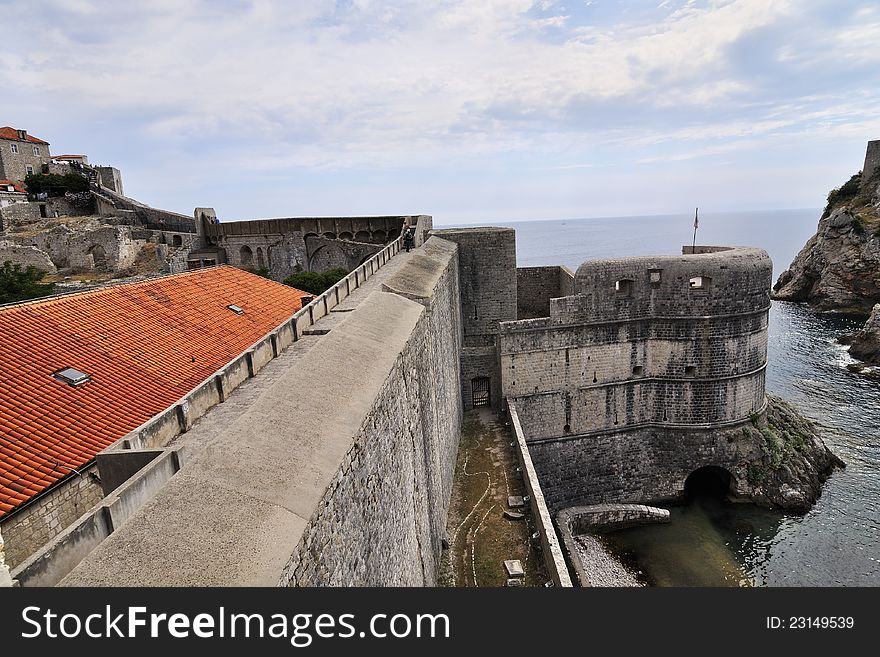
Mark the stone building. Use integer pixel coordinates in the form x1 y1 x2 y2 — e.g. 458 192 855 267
0 179 27 209
0 127 51 183
0 267 311 570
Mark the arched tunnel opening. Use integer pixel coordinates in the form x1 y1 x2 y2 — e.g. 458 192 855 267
684 466 733 500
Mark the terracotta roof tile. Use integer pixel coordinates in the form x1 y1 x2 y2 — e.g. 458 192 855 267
0 127 49 145
0 266 310 519
0 180 26 194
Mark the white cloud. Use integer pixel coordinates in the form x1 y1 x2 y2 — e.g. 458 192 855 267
2 0 879 220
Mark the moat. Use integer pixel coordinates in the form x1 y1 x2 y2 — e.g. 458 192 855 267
493 210 880 586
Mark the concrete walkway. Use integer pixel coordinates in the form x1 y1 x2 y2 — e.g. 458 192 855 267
60 245 426 586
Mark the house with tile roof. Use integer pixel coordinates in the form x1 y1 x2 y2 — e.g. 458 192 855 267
0 127 51 184
0 265 311 568
0 179 27 209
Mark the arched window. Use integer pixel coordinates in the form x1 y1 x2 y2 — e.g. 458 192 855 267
240 245 253 267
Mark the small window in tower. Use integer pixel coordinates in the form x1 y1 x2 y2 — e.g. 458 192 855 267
632 366 644 376
33 146 40 156
685 365 697 376
26 164 34 175
615 279 633 297
53 367 91 387
689 276 711 291
10 144 18 154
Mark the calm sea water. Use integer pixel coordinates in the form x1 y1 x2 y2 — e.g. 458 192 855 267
441 209 880 586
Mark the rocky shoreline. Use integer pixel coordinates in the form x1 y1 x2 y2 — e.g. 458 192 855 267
839 303 880 365
772 143 880 368
573 534 644 587
741 395 844 512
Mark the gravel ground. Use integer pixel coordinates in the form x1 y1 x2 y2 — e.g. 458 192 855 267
574 534 644 587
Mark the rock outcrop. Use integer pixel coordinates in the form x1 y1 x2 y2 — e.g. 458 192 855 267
739 395 843 512
773 140 880 314
840 303 880 364
772 200 880 313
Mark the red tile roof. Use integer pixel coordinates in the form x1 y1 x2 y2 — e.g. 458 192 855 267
0 266 310 518
55 155 85 160
0 127 49 145
0 180 26 194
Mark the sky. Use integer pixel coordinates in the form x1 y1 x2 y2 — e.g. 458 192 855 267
2 0 879 224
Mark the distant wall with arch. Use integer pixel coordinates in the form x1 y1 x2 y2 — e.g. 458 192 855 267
202 215 429 281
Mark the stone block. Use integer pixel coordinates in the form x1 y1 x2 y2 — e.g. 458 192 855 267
504 559 524 578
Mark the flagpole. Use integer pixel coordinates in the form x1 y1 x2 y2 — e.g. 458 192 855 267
692 207 699 251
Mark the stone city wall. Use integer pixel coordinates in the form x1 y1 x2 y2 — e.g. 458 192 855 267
430 228 517 410
508 401 572 587
95 187 194 231
206 215 420 281
501 312 769 440
281 237 463 585
529 419 763 513
516 265 575 319
20 242 410 585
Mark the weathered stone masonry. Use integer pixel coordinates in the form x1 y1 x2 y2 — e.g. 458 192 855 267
202 215 420 282
55 235 463 586
500 246 774 511
430 228 517 411
1 465 103 569
281 238 463 585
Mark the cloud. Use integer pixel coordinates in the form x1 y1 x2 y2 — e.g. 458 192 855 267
2 0 879 220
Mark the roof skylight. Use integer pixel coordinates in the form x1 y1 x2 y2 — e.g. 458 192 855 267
54 367 91 387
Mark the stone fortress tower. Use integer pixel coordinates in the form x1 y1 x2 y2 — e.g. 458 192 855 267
436 235 787 513
863 139 880 182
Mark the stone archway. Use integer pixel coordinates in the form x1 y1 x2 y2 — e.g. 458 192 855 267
256 247 266 270
684 466 733 499
88 244 107 271
240 245 254 267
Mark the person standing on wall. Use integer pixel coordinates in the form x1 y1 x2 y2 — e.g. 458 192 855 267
403 225 415 252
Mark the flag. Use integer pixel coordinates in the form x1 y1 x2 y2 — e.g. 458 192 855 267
694 207 699 229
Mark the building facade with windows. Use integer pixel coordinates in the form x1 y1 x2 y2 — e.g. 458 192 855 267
0 127 51 184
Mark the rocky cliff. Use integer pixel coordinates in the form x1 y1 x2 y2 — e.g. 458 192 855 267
840 303 880 365
772 169 880 314
743 395 843 512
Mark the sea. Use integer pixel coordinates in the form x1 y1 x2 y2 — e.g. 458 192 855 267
440 209 880 586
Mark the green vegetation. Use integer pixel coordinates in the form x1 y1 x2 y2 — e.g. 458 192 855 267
822 172 862 218
24 172 90 197
283 268 348 294
245 267 271 279
0 261 54 304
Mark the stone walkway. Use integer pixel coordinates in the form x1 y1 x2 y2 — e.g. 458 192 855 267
171 246 419 459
